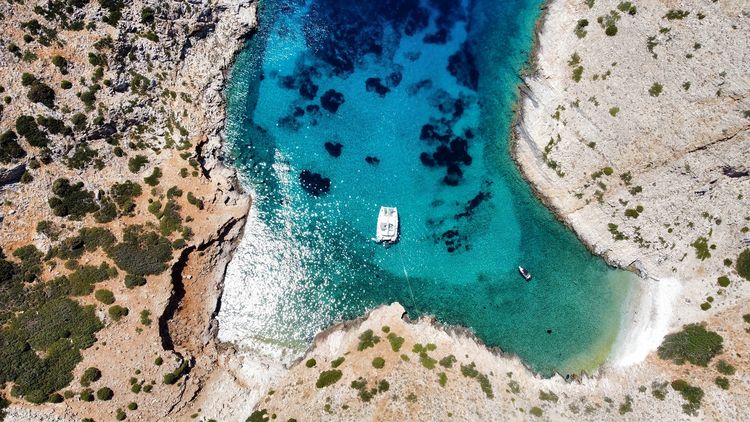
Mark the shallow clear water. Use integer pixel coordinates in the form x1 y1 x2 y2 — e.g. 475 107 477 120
219 0 634 375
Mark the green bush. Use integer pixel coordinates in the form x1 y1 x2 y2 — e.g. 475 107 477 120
128 155 149 173
115 408 126 420
539 390 559 402
186 192 204 210
372 357 385 369
94 289 115 305
716 360 736 376
16 115 49 147
140 310 152 326
110 180 142 213
163 359 189 385
618 395 633 415
22 73 37 87
125 274 147 289
737 249 750 281
315 370 342 388
530 407 543 417
671 379 703 415
438 372 448 387
27 81 56 108
79 388 94 401
108 225 173 276
108 305 129 321
80 367 101 387
68 263 117 296
0 131 26 164
144 167 162 186
386 332 404 352
0 297 102 402
305 358 317 368
657 324 723 366
51 55 68 74
12 245 43 282
357 329 380 351
140 6 155 24
331 357 345 368
96 387 113 400
715 377 729 390
649 82 663 97
664 9 689 20
48 178 99 219
128 402 138 410
439 355 456 368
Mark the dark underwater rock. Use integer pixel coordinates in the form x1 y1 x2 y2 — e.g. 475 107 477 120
443 164 463 186
299 170 331 196
299 79 319 100
447 41 479 91
320 89 345 113
365 77 390 97
387 71 403 88
423 28 449 44
324 142 343 157
365 156 380 165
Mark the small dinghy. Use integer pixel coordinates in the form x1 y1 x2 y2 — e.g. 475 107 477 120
375 206 399 244
518 266 532 281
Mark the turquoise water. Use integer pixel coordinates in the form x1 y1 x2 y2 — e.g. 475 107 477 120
220 0 634 375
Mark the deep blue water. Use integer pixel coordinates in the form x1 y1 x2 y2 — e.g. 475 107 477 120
219 0 634 375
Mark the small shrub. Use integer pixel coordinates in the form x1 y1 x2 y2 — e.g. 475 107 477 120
609 107 620 116
649 82 663 97
618 395 633 414
94 289 115 305
438 372 448 387
664 9 689 20
96 387 113 401
357 329 380 351
386 332 404 352
671 379 703 415
657 324 723 366
331 357 345 368
115 408 126 420
128 155 149 173
714 377 729 390
155 357 163 366
144 167 162 186
108 305 129 321
305 358 317 368
80 389 94 401
716 360 736 376
717 276 730 287
372 357 385 369
736 249 750 281
80 367 102 387
439 355 456 368
27 81 56 108
530 407 543 417
48 178 99 219
315 370 343 388
128 402 138 411
691 237 711 260
539 390 559 402
140 310 152 326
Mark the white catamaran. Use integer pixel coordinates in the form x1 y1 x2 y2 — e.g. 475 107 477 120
375 206 399 244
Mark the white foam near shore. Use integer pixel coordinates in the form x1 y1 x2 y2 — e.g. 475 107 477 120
607 277 683 368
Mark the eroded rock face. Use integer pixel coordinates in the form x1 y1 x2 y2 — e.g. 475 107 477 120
0 164 25 186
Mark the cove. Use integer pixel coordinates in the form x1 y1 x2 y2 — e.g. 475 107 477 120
219 0 634 376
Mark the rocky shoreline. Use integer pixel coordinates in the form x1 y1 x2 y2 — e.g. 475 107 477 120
2 0 748 420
